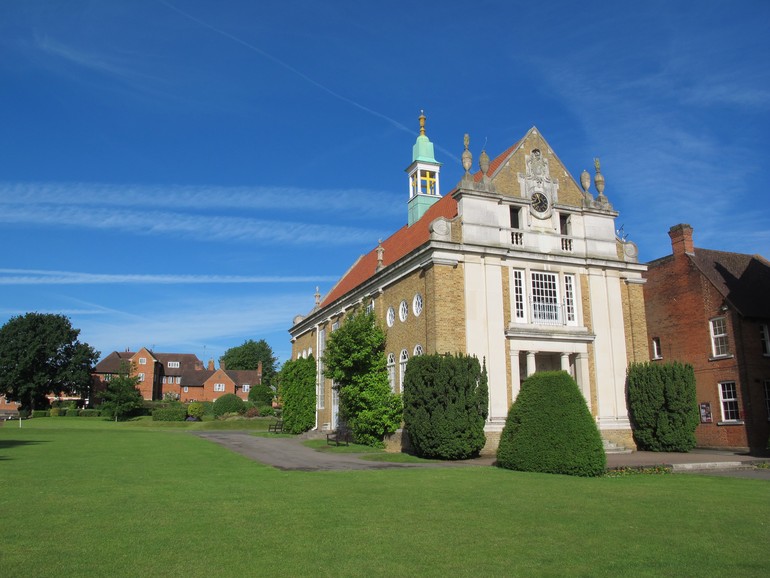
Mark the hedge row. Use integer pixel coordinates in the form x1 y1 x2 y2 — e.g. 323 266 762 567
39 409 103 417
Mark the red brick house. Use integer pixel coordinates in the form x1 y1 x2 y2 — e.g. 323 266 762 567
92 349 205 401
644 224 770 452
176 364 262 403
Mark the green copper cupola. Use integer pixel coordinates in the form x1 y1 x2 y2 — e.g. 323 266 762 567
406 111 442 226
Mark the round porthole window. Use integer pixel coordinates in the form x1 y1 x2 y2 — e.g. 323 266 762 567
413 293 423 317
387 306 395 327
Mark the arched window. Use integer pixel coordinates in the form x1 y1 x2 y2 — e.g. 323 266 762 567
399 300 408 322
413 344 423 356
386 307 395 327
387 353 396 392
413 294 423 317
399 349 409 392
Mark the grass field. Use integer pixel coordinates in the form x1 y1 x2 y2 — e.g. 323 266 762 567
1 418 768 577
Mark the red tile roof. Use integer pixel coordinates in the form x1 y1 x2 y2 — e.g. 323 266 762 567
691 249 770 318
473 141 521 182
321 192 458 307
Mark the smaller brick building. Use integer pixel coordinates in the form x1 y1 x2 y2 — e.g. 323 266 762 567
644 224 770 452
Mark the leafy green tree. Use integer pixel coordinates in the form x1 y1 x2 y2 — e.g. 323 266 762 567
220 339 278 386
627 362 699 452
100 363 143 421
0 313 99 411
403 354 488 459
279 355 316 434
497 371 606 477
323 311 402 447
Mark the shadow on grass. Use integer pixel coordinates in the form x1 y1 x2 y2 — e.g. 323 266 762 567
0 438 50 460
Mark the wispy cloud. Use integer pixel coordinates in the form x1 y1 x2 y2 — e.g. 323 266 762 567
0 268 339 285
0 180 401 246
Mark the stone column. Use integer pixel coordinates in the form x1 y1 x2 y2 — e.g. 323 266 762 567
560 352 570 372
510 347 521 404
526 351 536 377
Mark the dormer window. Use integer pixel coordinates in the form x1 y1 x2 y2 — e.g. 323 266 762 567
167 361 180 368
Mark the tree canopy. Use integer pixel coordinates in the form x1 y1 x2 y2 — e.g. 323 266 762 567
0 313 99 411
323 311 402 447
220 339 278 385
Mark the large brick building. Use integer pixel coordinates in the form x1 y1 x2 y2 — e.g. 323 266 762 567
644 224 770 451
289 116 649 453
92 348 261 403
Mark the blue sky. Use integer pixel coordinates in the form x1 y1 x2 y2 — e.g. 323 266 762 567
1 0 768 367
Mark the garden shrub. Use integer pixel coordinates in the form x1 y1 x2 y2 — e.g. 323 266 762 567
31 410 49 418
244 406 261 418
80 409 100 417
65 408 82 417
403 353 488 459
213 394 245 417
279 356 316 434
497 371 606 477
49 408 62 417
248 382 274 407
258 405 275 417
201 402 215 416
187 402 205 420
627 362 699 452
152 405 187 421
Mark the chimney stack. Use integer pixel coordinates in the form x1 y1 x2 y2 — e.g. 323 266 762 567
669 223 694 256
207 358 215 371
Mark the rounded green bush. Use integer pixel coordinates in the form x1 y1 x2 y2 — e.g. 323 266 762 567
497 371 606 477
187 402 205 419
49 408 62 417
212 393 245 417
247 383 274 407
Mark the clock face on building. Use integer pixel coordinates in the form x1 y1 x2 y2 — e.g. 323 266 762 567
531 192 549 213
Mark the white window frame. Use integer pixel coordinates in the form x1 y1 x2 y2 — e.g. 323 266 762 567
167 361 180 368
652 337 662 360
137 373 145 382
710 317 730 357
242 384 250 393
718 381 740 422
386 307 395 327
563 273 577 326
387 353 396 393
176 376 181 384
139 357 147 365
183 386 189 393
531 271 560 323
512 269 526 322
399 300 408 322
399 349 409 393
761 324 770 356
214 383 225 392
413 344 423 356
365 299 375 315
413 294 423 317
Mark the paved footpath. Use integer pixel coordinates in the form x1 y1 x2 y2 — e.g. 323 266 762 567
193 432 769 478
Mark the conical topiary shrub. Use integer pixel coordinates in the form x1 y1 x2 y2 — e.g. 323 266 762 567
497 371 606 476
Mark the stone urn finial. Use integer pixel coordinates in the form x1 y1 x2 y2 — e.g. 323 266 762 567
479 149 490 175
462 134 472 174
593 157 605 195
580 169 590 192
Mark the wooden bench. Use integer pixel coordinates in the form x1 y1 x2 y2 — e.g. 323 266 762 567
268 419 284 433
326 426 352 446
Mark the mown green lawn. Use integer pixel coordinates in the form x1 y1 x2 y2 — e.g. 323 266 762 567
1 419 768 577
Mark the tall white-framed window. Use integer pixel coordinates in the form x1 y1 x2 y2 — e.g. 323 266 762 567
176 376 181 384
214 383 225 392
710 317 730 357
764 380 770 420
563 273 577 325
365 299 375 315
718 381 740 421
512 269 526 322
399 349 409 392
317 327 326 410
387 353 396 392
183 386 188 393
531 271 560 323
332 321 340 332
137 373 145 382
652 337 662 360
167 361 180 368
413 344 423 356
760 324 770 356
